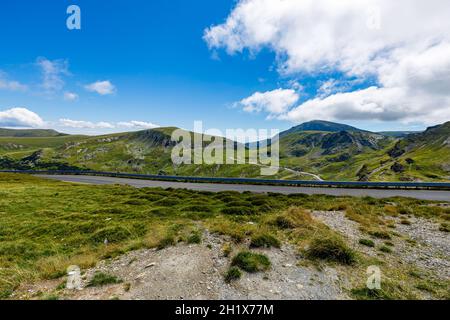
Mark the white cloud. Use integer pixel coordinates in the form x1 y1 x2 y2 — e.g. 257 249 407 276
0 107 45 128
63 92 79 101
59 119 115 129
237 88 299 115
117 121 159 129
0 72 27 91
36 57 69 93
206 0 450 125
85 80 116 95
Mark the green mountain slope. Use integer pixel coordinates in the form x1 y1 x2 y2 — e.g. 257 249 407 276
0 127 297 179
280 120 367 137
0 121 448 182
0 128 66 137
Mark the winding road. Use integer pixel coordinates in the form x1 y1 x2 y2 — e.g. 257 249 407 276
37 174 450 201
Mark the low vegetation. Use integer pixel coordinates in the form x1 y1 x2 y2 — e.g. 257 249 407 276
305 236 356 265
359 239 375 247
250 233 281 249
87 272 122 287
0 173 448 300
224 267 242 283
231 251 271 273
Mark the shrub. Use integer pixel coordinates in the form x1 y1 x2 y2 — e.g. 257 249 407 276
87 272 122 287
224 267 242 283
359 239 375 247
439 223 449 232
187 232 202 244
273 216 295 229
400 219 411 225
379 245 392 253
222 243 232 257
157 235 175 250
250 234 281 249
368 230 392 240
273 208 312 229
306 236 356 265
221 206 255 216
231 251 271 273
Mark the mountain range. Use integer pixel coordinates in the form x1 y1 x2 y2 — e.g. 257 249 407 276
0 120 449 182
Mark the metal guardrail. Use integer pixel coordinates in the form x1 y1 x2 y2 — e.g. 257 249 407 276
2 170 450 190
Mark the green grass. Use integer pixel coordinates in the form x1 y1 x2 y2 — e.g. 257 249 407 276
87 272 122 287
305 236 356 265
187 232 202 244
250 233 281 248
0 173 448 300
359 239 375 247
231 251 271 273
379 245 393 253
224 267 242 283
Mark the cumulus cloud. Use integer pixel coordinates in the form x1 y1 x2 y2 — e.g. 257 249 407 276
237 88 299 115
85 80 116 95
36 57 69 93
63 92 79 101
59 119 115 129
206 0 450 125
0 107 45 128
0 72 27 91
117 121 159 129
58 119 159 130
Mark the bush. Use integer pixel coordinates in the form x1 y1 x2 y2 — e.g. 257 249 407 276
439 223 449 232
222 243 232 257
224 267 242 283
157 235 175 250
379 245 392 253
273 208 312 229
273 216 295 229
221 206 255 216
250 234 281 249
368 230 392 240
87 272 122 287
231 251 271 273
359 239 375 247
187 232 202 244
306 236 356 265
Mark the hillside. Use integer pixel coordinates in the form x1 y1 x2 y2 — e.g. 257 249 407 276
0 127 297 179
0 122 448 182
280 120 367 138
277 129 397 181
0 128 66 137
380 122 450 181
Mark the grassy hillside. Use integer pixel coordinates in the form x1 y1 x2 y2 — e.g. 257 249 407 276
0 128 66 138
0 121 448 182
0 173 448 300
278 130 397 181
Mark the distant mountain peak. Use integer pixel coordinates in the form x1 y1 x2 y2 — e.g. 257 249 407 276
281 120 367 137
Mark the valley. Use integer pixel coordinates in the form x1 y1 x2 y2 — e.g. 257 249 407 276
0 120 449 182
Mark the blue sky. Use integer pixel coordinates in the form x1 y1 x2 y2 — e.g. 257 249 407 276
1 0 448 134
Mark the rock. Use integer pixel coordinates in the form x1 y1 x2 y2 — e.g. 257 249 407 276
145 262 156 268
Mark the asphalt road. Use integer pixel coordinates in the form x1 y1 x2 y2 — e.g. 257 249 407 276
36 174 450 201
